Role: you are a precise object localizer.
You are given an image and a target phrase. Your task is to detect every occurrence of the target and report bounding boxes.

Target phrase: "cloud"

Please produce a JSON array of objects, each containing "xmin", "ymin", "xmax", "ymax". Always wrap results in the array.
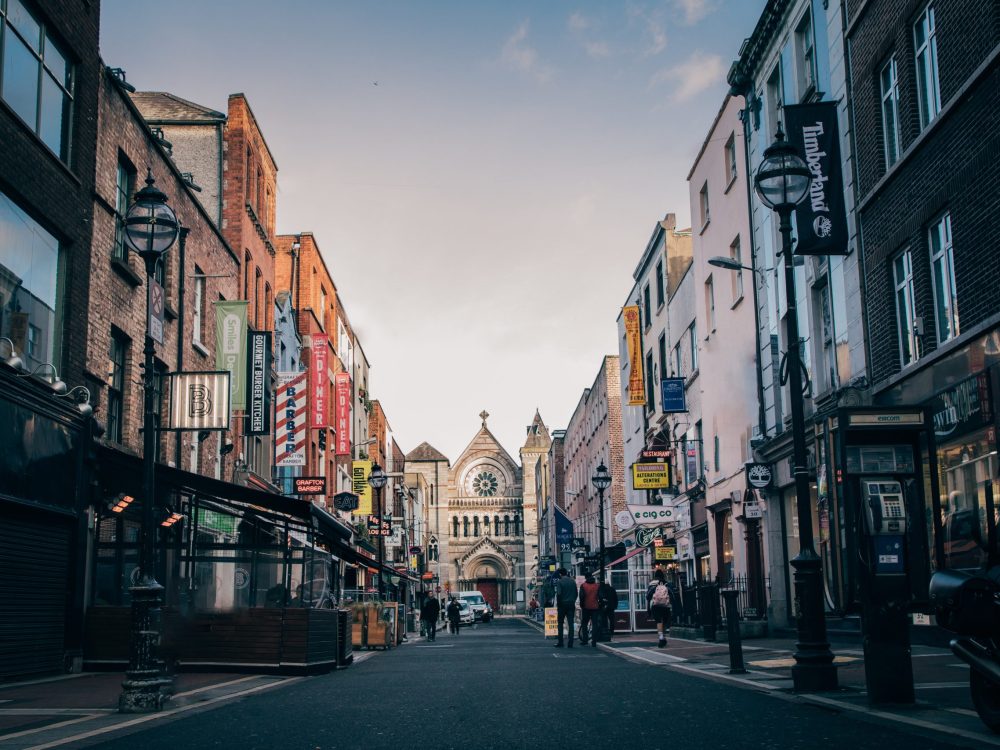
[
  {"xmin": 584, "ymin": 40, "xmax": 611, "ymax": 59},
  {"xmin": 671, "ymin": 0, "xmax": 717, "ymax": 25},
  {"xmin": 650, "ymin": 51, "xmax": 727, "ymax": 101},
  {"xmin": 568, "ymin": 12, "xmax": 590, "ymax": 32},
  {"xmin": 628, "ymin": 6, "xmax": 667, "ymax": 56},
  {"xmin": 502, "ymin": 21, "xmax": 554, "ymax": 83},
  {"xmin": 568, "ymin": 12, "xmax": 611, "ymax": 59}
]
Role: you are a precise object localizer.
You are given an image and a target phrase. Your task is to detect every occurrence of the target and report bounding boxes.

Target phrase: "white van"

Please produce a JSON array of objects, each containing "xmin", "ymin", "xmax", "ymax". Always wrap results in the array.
[{"xmin": 457, "ymin": 591, "xmax": 493, "ymax": 622}]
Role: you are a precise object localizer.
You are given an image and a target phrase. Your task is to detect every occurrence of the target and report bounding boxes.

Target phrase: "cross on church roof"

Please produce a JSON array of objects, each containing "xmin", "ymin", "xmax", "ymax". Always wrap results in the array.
[{"xmin": 479, "ymin": 410, "xmax": 489, "ymax": 427}]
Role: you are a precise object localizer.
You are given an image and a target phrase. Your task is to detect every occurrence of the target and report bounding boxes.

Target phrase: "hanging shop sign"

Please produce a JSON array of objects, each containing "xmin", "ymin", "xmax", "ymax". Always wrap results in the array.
[
  {"xmin": 293, "ymin": 476, "xmax": 326, "ymax": 495},
  {"xmin": 333, "ymin": 491, "xmax": 360, "ymax": 511},
  {"xmin": 615, "ymin": 509, "xmax": 637, "ymax": 533},
  {"xmin": 367, "ymin": 515, "xmax": 393, "ymax": 536},
  {"xmin": 148, "ymin": 278, "xmax": 165, "ymax": 345},
  {"xmin": 555, "ymin": 505, "xmax": 574, "ymax": 551},
  {"xmin": 641, "ymin": 448, "xmax": 672, "ymax": 460},
  {"xmin": 246, "ymin": 331, "xmax": 272, "ymax": 435},
  {"xmin": 627, "ymin": 504, "xmax": 673, "ymax": 527},
  {"xmin": 632, "ymin": 462, "xmax": 671, "ymax": 489},
  {"xmin": 214, "ymin": 301, "xmax": 248, "ymax": 409},
  {"xmin": 311, "ymin": 334, "xmax": 329, "ymax": 428},
  {"xmin": 275, "ymin": 371, "xmax": 307, "ymax": 467},
  {"xmin": 635, "ymin": 526, "xmax": 665, "ymax": 548},
  {"xmin": 784, "ymin": 101, "xmax": 848, "ymax": 256},
  {"xmin": 570, "ymin": 537, "xmax": 587, "ymax": 549},
  {"xmin": 352, "ymin": 460, "xmax": 373, "ymax": 515},
  {"xmin": 623, "ymin": 305, "xmax": 645, "ymax": 405},
  {"xmin": 166, "ymin": 371, "xmax": 230, "ymax": 431},
  {"xmin": 655, "ymin": 543, "xmax": 677, "ymax": 561},
  {"xmin": 335, "ymin": 372, "xmax": 351, "ymax": 455},
  {"xmin": 660, "ymin": 378, "xmax": 686, "ymax": 413},
  {"xmin": 745, "ymin": 462, "xmax": 773, "ymax": 490}
]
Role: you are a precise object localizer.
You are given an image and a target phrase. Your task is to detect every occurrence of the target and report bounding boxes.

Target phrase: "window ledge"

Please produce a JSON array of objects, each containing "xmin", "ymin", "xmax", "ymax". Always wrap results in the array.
[
  {"xmin": 192, "ymin": 340, "xmax": 211, "ymax": 358},
  {"xmin": 686, "ymin": 369, "xmax": 700, "ymax": 387},
  {"xmin": 724, "ymin": 175, "xmax": 738, "ymax": 195},
  {"xmin": 699, "ymin": 219, "xmax": 711, "ymax": 236},
  {"xmin": 164, "ymin": 304, "xmax": 178, "ymax": 321},
  {"xmin": 730, "ymin": 294, "xmax": 745, "ymax": 310},
  {"xmin": 110, "ymin": 257, "xmax": 142, "ymax": 287}
]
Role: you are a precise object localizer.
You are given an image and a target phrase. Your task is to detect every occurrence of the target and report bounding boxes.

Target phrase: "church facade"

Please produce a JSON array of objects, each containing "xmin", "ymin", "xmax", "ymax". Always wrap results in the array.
[{"xmin": 406, "ymin": 411, "xmax": 550, "ymax": 613}]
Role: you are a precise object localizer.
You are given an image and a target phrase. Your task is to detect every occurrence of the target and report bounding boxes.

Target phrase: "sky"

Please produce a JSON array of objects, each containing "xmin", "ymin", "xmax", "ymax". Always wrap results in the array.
[{"xmin": 100, "ymin": 0, "xmax": 766, "ymax": 462}]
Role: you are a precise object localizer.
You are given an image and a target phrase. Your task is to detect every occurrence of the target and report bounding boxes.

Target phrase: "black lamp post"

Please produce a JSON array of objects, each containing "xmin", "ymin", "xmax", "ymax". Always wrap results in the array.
[
  {"xmin": 119, "ymin": 170, "xmax": 179, "ymax": 712},
  {"xmin": 591, "ymin": 462, "xmax": 612, "ymax": 583},
  {"xmin": 753, "ymin": 127, "xmax": 837, "ymax": 692},
  {"xmin": 368, "ymin": 462, "xmax": 388, "ymax": 598}
]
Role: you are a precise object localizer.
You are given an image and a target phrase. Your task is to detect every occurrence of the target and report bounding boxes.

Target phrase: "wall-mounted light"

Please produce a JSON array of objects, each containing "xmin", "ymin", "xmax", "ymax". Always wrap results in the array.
[
  {"xmin": 160, "ymin": 510, "xmax": 183, "ymax": 528},
  {"xmin": 18, "ymin": 362, "xmax": 67, "ymax": 394},
  {"xmin": 57, "ymin": 385, "xmax": 93, "ymax": 417},
  {"xmin": 0, "ymin": 337, "xmax": 23, "ymax": 370},
  {"xmin": 111, "ymin": 494, "xmax": 136, "ymax": 513}
]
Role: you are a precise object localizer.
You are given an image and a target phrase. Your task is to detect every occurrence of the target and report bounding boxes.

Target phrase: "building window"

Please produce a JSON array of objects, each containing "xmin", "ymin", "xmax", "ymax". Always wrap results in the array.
[
  {"xmin": 880, "ymin": 58, "xmax": 901, "ymax": 168},
  {"xmin": 655, "ymin": 260, "xmax": 664, "ymax": 308},
  {"xmin": 192, "ymin": 266, "xmax": 205, "ymax": 346},
  {"xmin": 0, "ymin": 189, "xmax": 63, "ymax": 370},
  {"xmin": 714, "ymin": 435, "xmax": 720, "ymax": 473},
  {"xmin": 642, "ymin": 284, "xmax": 651, "ymax": 328},
  {"xmin": 494, "ymin": 515, "xmax": 500, "ymax": 534},
  {"xmin": 730, "ymin": 236, "xmax": 744, "ymax": 301},
  {"xmin": 929, "ymin": 213, "xmax": 958, "ymax": 344},
  {"xmin": 725, "ymin": 133, "xmax": 737, "ymax": 184},
  {"xmin": 319, "ymin": 286, "xmax": 327, "ymax": 331},
  {"xmin": 688, "ymin": 322, "xmax": 698, "ymax": 372},
  {"xmin": 452, "ymin": 517, "xmax": 458, "ymax": 537},
  {"xmin": 0, "ymin": 0, "xmax": 74, "ymax": 160},
  {"xmin": 463, "ymin": 517, "xmax": 469, "ymax": 537},
  {"xmin": 705, "ymin": 276, "xmax": 716, "ymax": 332},
  {"xmin": 657, "ymin": 333, "xmax": 667, "ymax": 391},
  {"xmin": 699, "ymin": 182, "xmax": 710, "ymax": 227},
  {"xmin": 245, "ymin": 148, "xmax": 253, "ymax": 203},
  {"xmin": 504, "ymin": 515, "xmax": 510, "ymax": 536},
  {"xmin": 893, "ymin": 249, "xmax": 919, "ymax": 366},
  {"xmin": 914, "ymin": 5, "xmax": 941, "ymax": 130},
  {"xmin": 673, "ymin": 342, "xmax": 682, "ymax": 377},
  {"xmin": 794, "ymin": 9, "xmax": 816, "ymax": 98},
  {"xmin": 112, "ymin": 157, "xmax": 135, "ymax": 262},
  {"xmin": 816, "ymin": 278, "xmax": 837, "ymax": 392},
  {"xmin": 254, "ymin": 268, "xmax": 262, "ymax": 329},
  {"xmin": 473, "ymin": 516, "xmax": 479, "ymax": 537},
  {"xmin": 645, "ymin": 351, "xmax": 655, "ymax": 412},
  {"xmin": 107, "ymin": 330, "xmax": 128, "ymax": 444},
  {"xmin": 243, "ymin": 251, "xmax": 252, "ymax": 299}
]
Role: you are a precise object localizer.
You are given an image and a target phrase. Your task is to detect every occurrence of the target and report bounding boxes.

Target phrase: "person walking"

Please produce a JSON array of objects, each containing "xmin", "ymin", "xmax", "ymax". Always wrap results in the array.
[
  {"xmin": 598, "ymin": 579, "xmax": 619, "ymax": 641},
  {"xmin": 554, "ymin": 568, "xmax": 578, "ymax": 648},
  {"xmin": 446, "ymin": 597, "xmax": 461, "ymax": 634},
  {"xmin": 646, "ymin": 569, "xmax": 676, "ymax": 648},
  {"xmin": 420, "ymin": 595, "xmax": 440, "ymax": 641},
  {"xmin": 578, "ymin": 572, "xmax": 601, "ymax": 647}
]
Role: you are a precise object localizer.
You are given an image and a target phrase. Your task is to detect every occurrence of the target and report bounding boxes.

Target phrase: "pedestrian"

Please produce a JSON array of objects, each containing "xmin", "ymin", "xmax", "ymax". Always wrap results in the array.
[
  {"xmin": 528, "ymin": 595, "xmax": 539, "ymax": 616},
  {"xmin": 646, "ymin": 569, "xmax": 676, "ymax": 648},
  {"xmin": 598, "ymin": 579, "xmax": 619, "ymax": 641},
  {"xmin": 578, "ymin": 572, "xmax": 601, "ymax": 648},
  {"xmin": 553, "ymin": 568, "xmax": 578, "ymax": 648},
  {"xmin": 420, "ymin": 595, "xmax": 441, "ymax": 641},
  {"xmin": 446, "ymin": 597, "xmax": 462, "ymax": 634}
]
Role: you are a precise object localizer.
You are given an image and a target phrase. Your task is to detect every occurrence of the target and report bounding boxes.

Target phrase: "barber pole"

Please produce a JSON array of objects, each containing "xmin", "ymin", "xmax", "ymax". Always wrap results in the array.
[{"xmin": 275, "ymin": 371, "xmax": 307, "ymax": 467}]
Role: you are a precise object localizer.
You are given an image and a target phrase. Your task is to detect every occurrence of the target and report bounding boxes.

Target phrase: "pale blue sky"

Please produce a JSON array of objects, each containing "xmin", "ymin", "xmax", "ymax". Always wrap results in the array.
[{"xmin": 101, "ymin": 0, "xmax": 766, "ymax": 461}]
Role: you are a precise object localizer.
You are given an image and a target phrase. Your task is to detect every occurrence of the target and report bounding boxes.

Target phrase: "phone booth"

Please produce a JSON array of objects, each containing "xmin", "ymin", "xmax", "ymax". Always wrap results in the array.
[{"xmin": 833, "ymin": 408, "xmax": 933, "ymax": 704}]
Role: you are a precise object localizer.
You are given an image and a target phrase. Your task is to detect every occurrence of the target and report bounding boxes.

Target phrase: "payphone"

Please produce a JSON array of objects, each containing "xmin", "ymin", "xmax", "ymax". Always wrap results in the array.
[{"xmin": 862, "ymin": 480, "xmax": 908, "ymax": 577}]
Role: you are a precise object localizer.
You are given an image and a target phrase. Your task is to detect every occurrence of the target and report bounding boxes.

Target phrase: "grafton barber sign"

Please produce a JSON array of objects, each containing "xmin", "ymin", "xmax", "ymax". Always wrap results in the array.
[{"xmin": 784, "ymin": 101, "xmax": 847, "ymax": 256}]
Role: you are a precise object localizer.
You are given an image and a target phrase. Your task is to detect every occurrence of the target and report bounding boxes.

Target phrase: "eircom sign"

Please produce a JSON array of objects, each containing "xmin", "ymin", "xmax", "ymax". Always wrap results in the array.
[
  {"xmin": 632, "ymin": 462, "xmax": 671, "ymax": 489},
  {"xmin": 627, "ymin": 504, "xmax": 673, "ymax": 527}
]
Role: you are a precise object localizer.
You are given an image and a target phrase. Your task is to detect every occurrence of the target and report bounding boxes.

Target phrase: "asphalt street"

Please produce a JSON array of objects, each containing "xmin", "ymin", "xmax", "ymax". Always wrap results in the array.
[{"xmin": 78, "ymin": 619, "xmax": 976, "ymax": 750}]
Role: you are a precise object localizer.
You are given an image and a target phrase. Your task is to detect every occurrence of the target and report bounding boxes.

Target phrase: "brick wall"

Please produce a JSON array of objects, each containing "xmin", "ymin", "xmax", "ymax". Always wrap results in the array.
[{"xmin": 848, "ymin": 0, "xmax": 1000, "ymax": 383}]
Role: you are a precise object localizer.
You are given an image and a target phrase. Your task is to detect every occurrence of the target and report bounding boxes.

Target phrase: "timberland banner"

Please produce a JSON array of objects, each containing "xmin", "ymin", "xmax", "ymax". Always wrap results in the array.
[
  {"xmin": 623, "ymin": 305, "xmax": 645, "ymax": 405},
  {"xmin": 214, "ymin": 301, "xmax": 248, "ymax": 410},
  {"xmin": 784, "ymin": 101, "xmax": 848, "ymax": 256}
]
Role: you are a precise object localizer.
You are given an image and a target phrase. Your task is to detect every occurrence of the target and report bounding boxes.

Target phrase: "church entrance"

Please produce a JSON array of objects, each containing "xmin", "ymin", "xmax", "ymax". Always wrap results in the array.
[{"xmin": 476, "ymin": 578, "xmax": 499, "ymax": 611}]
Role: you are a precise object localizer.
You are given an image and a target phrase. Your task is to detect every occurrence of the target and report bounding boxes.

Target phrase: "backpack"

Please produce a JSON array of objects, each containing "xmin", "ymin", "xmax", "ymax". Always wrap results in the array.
[{"xmin": 651, "ymin": 582, "xmax": 671, "ymax": 608}]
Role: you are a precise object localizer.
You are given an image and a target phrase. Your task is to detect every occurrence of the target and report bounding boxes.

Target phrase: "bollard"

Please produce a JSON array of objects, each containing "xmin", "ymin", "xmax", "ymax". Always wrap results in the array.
[{"xmin": 722, "ymin": 589, "xmax": 747, "ymax": 674}]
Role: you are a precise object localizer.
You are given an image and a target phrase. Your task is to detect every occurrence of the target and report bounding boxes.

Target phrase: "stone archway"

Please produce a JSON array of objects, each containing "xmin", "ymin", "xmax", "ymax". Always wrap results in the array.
[{"xmin": 458, "ymin": 554, "xmax": 511, "ymax": 612}]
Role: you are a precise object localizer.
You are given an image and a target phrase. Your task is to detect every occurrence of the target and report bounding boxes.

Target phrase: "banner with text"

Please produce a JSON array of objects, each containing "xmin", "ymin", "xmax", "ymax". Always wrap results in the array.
[
  {"xmin": 246, "ymin": 331, "xmax": 272, "ymax": 435},
  {"xmin": 784, "ymin": 101, "xmax": 848, "ymax": 256},
  {"xmin": 555, "ymin": 505, "xmax": 574, "ymax": 552},
  {"xmin": 311, "ymin": 334, "xmax": 329, "ymax": 428},
  {"xmin": 275, "ymin": 371, "xmax": 307, "ymax": 467},
  {"xmin": 214, "ymin": 301, "xmax": 248, "ymax": 410},
  {"xmin": 623, "ymin": 305, "xmax": 645, "ymax": 405},
  {"xmin": 335, "ymin": 372, "xmax": 351, "ymax": 455},
  {"xmin": 352, "ymin": 459, "xmax": 373, "ymax": 516}
]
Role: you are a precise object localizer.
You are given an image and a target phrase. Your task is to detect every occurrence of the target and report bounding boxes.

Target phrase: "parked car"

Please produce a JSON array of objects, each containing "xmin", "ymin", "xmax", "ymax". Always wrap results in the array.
[
  {"xmin": 457, "ymin": 599, "xmax": 475, "ymax": 625},
  {"xmin": 458, "ymin": 591, "xmax": 493, "ymax": 623}
]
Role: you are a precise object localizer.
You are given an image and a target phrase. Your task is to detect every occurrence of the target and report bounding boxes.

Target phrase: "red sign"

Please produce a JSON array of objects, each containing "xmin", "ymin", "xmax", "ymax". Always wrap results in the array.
[
  {"xmin": 293, "ymin": 476, "xmax": 327, "ymax": 495},
  {"xmin": 311, "ymin": 334, "xmax": 328, "ymax": 428},
  {"xmin": 335, "ymin": 372, "xmax": 351, "ymax": 455}
]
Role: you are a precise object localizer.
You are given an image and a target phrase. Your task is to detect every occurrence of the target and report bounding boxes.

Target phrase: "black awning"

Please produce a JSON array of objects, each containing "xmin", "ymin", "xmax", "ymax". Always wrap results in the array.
[{"xmin": 310, "ymin": 504, "xmax": 352, "ymax": 542}]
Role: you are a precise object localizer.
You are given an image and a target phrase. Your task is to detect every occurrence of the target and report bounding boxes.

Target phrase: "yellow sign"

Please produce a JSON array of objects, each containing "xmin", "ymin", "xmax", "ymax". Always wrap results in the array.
[
  {"xmin": 655, "ymin": 545, "xmax": 676, "ymax": 561},
  {"xmin": 623, "ymin": 305, "xmax": 645, "ymax": 405},
  {"xmin": 544, "ymin": 607, "xmax": 558, "ymax": 637},
  {"xmin": 632, "ymin": 462, "xmax": 671, "ymax": 489},
  {"xmin": 351, "ymin": 460, "xmax": 373, "ymax": 515}
]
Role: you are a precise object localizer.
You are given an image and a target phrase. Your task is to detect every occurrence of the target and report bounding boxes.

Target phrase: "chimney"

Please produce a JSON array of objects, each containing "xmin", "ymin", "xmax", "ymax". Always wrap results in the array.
[{"xmin": 661, "ymin": 213, "xmax": 677, "ymax": 231}]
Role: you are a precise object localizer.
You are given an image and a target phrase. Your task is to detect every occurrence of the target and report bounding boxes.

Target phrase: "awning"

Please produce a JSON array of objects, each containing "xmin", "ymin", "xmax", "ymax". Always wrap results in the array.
[
  {"xmin": 310, "ymin": 504, "xmax": 352, "ymax": 541},
  {"xmin": 607, "ymin": 546, "xmax": 646, "ymax": 568}
]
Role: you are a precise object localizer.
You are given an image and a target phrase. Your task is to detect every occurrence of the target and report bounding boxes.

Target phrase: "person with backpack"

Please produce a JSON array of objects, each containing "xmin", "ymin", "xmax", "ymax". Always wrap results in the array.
[
  {"xmin": 646, "ymin": 568, "xmax": 676, "ymax": 648},
  {"xmin": 598, "ymin": 579, "xmax": 619, "ymax": 640},
  {"xmin": 578, "ymin": 572, "xmax": 601, "ymax": 647}
]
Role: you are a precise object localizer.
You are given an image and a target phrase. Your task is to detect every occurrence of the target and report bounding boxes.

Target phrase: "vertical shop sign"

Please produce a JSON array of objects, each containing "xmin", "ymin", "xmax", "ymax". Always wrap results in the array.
[
  {"xmin": 623, "ymin": 305, "xmax": 645, "ymax": 405},
  {"xmin": 335, "ymin": 372, "xmax": 351, "ymax": 455},
  {"xmin": 246, "ymin": 331, "xmax": 271, "ymax": 435},
  {"xmin": 352, "ymin": 459, "xmax": 373, "ymax": 515},
  {"xmin": 214, "ymin": 301, "xmax": 248, "ymax": 409},
  {"xmin": 275, "ymin": 371, "xmax": 307, "ymax": 467},
  {"xmin": 311, "ymin": 334, "xmax": 328, "ymax": 428}
]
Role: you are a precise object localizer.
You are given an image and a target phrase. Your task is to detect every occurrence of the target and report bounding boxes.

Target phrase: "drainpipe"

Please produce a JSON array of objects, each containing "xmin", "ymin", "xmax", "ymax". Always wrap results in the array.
[{"xmin": 174, "ymin": 227, "xmax": 189, "ymax": 467}]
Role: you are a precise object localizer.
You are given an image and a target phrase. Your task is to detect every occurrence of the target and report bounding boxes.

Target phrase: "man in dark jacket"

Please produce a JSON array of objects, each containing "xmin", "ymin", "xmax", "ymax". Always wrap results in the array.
[
  {"xmin": 554, "ymin": 568, "xmax": 578, "ymax": 648},
  {"xmin": 598, "ymin": 580, "xmax": 619, "ymax": 640},
  {"xmin": 420, "ymin": 595, "xmax": 440, "ymax": 641}
]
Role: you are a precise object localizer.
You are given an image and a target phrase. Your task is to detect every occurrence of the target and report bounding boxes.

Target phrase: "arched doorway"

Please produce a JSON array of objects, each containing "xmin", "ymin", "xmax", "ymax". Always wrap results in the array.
[{"xmin": 473, "ymin": 560, "xmax": 499, "ymax": 611}]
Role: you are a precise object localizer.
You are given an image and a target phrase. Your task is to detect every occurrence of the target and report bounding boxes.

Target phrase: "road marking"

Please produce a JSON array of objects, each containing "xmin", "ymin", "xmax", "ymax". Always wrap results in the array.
[
  {"xmin": 417, "ymin": 645, "xmax": 455, "ymax": 648},
  {"xmin": 914, "ymin": 682, "xmax": 969, "ymax": 689},
  {"xmin": 0, "ymin": 709, "xmax": 114, "ymax": 716},
  {"xmin": 611, "ymin": 648, "xmax": 686, "ymax": 665},
  {"xmin": 0, "ymin": 713, "xmax": 107, "ymax": 742},
  {"xmin": 20, "ymin": 677, "xmax": 305, "ymax": 750},
  {"xmin": 667, "ymin": 663, "xmax": 785, "ymax": 690},
  {"xmin": 943, "ymin": 707, "xmax": 981, "ymax": 718},
  {"xmin": 173, "ymin": 675, "xmax": 261, "ymax": 699}
]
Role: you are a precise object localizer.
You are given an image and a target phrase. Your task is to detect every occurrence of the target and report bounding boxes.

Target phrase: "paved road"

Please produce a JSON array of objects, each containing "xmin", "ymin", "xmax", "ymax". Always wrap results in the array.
[{"xmin": 80, "ymin": 619, "xmax": 974, "ymax": 750}]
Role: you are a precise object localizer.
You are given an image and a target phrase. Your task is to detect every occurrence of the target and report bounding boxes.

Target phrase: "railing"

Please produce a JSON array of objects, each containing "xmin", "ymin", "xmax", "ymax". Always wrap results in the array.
[{"xmin": 675, "ymin": 575, "xmax": 769, "ymax": 632}]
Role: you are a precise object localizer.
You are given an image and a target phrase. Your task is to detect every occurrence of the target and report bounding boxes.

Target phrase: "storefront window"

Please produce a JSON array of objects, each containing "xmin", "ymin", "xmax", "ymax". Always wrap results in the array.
[
  {"xmin": 0, "ymin": 190, "xmax": 64, "ymax": 371},
  {"xmin": 939, "ymin": 427, "xmax": 997, "ymax": 570}
]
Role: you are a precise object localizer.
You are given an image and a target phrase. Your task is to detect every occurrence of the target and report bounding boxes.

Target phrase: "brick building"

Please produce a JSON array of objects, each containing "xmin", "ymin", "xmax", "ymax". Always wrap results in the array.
[
  {"xmin": 0, "ymin": 0, "xmax": 102, "ymax": 681},
  {"xmin": 849, "ymin": 0, "xmax": 1000, "ymax": 579}
]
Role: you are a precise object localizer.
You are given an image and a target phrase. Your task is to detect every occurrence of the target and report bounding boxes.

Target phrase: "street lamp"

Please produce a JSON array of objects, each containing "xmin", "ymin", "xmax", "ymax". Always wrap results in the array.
[
  {"xmin": 119, "ymin": 170, "xmax": 178, "ymax": 713},
  {"xmin": 752, "ymin": 127, "xmax": 837, "ymax": 692},
  {"xmin": 591, "ymin": 463, "xmax": 611, "ymax": 582},
  {"xmin": 368, "ymin": 462, "xmax": 388, "ymax": 598}
]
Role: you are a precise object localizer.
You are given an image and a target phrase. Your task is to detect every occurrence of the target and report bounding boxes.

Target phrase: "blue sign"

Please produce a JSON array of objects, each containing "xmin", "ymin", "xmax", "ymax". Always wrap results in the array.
[
  {"xmin": 555, "ymin": 506, "xmax": 574, "ymax": 550},
  {"xmin": 661, "ymin": 378, "xmax": 686, "ymax": 413}
]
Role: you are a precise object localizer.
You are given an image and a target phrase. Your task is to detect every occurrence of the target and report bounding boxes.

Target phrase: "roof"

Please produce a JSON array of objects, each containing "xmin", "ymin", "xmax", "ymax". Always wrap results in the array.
[
  {"xmin": 406, "ymin": 442, "xmax": 450, "ymax": 462},
  {"xmin": 130, "ymin": 91, "xmax": 226, "ymax": 123}
]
